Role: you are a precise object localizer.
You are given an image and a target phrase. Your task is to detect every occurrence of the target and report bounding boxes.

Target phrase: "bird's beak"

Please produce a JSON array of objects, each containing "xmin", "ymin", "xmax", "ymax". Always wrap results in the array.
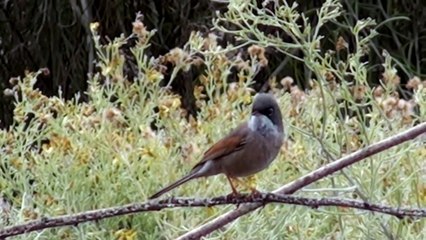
[{"xmin": 252, "ymin": 110, "xmax": 260, "ymax": 116}]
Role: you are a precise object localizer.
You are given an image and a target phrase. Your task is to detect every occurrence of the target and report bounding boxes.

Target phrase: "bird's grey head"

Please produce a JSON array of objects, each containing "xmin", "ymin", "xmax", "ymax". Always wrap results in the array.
[{"xmin": 251, "ymin": 93, "xmax": 284, "ymax": 134}]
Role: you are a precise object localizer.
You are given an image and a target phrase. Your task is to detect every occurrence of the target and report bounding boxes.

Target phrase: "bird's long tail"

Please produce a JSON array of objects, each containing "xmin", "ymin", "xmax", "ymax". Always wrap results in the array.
[{"xmin": 149, "ymin": 172, "xmax": 198, "ymax": 199}]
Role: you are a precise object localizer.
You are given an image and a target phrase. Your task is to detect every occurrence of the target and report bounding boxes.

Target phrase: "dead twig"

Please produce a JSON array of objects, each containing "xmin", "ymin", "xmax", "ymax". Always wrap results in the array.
[{"xmin": 1, "ymin": 193, "xmax": 425, "ymax": 239}]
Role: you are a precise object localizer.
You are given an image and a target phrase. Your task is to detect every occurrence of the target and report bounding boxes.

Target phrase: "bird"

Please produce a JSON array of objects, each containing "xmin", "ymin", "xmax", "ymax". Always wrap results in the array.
[{"xmin": 149, "ymin": 93, "xmax": 284, "ymax": 199}]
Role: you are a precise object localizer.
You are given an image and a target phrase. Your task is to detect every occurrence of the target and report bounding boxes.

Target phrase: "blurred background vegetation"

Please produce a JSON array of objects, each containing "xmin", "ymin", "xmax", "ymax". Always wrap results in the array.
[
  {"xmin": 0, "ymin": 0, "xmax": 425, "ymax": 239},
  {"xmin": 1, "ymin": 0, "xmax": 426, "ymax": 128}
]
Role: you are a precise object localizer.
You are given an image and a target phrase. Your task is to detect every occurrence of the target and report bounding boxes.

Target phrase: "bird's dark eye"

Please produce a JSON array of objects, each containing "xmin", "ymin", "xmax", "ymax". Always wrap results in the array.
[{"xmin": 267, "ymin": 107, "xmax": 274, "ymax": 115}]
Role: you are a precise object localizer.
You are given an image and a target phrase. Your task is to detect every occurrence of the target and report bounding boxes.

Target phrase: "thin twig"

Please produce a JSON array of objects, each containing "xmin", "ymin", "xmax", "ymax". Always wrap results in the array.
[
  {"xmin": 1, "ymin": 193, "xmax": 425, "ymax": 239},
  {"xmin": 177, "ymin": 122, "xmax": 426, "ymax": 239}
]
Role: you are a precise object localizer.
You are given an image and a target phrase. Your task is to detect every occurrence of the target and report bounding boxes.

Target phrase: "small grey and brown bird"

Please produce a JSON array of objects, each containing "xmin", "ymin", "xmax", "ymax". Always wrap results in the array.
[{"xmin": 149, "ymin": 93, "xmax": 284, "ymax": 199}]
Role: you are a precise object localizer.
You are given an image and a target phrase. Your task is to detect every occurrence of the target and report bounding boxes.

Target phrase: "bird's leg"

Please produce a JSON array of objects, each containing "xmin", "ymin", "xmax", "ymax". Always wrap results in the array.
[
  {"xmin": 225, "ymin": 175, "xmax": 241, "ymax": 197},
  {"xmin": 226, "ymin": 175, "xmax": 246, "ymax": 208}
]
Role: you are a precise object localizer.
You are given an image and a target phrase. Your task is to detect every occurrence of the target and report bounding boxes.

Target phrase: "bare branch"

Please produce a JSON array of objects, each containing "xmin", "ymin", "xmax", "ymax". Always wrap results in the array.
[
  {"xmin": 1, "ymin": 193, "xmax": 425, "ymax": 239},
  {"xmin": 177, "ymin": 122, "xmax": 426, "ymax": 239}
]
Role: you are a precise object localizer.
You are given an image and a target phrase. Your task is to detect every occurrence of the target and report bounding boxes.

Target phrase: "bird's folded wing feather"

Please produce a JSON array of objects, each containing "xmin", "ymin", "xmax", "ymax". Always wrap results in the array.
[{"xmin": 191, "ymin": 124, "xmax": 249, "ymax": 170}]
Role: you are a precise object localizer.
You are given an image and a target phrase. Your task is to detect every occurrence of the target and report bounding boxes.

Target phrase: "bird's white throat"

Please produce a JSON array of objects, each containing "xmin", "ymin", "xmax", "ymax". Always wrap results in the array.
[
  {"xmin": 248, "ymin": 115, "xmax": 257, "ymax": 131},
  {"xmin": 249, "ymin": 115, "xmax": 275, "ymax": 132}
]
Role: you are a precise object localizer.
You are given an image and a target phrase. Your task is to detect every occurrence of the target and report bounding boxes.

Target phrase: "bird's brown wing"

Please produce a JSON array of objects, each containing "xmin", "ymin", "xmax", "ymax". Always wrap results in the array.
[{"xmin": 191, "ymin": 123, "xmax": 248, "ymax": 170}]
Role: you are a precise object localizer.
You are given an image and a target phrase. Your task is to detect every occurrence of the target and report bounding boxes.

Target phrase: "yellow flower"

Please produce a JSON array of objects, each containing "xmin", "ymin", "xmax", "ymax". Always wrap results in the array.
[
  {"xmin": 44, "ymin": 195, "xmax": 58, "ymax": 207},
  {"xmin": 112, "ymin": 157, "xmax": 121, "ymax": 167},
  {"xmin": 146, "ymin": 68, "xmax": 163, "ymax": 83},
  {"xmin": 10, "ymin": 158, "xmax": 23, "ymax": 170},
  {"xmin": 76, "ymin": 148, "xmax": 91, "ymax": 165},
  {"xmin": 114, "ymin": 229, "xmax": 137, "ymax": 240},
  {"xmin": 48, "ymin": 134, "xmax": 73, "ymax": 153},
  {"xmin": 140, "ymin": 146, "xmax": 156, "ymax": 158},
  {"xmin": 158, "ymin": 96, "xmax": 181, "ymax": 117},
  {"xmin": 242, "ymin": 92, "xmax": 252, "ymax": 104},
  {"xmin": 194, "ymin": 85, "xmax": 206, "ymax": 100}
]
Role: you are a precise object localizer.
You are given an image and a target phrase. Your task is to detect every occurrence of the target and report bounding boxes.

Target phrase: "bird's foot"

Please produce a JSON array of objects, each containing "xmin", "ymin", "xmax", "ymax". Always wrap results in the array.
[
  {"xmin": 226, "ymin": 191, "xmax": 244, "ymax": 199},
  {"xmin": 249, "ymin": 188, "xmax": 262, "ymax": 198}
]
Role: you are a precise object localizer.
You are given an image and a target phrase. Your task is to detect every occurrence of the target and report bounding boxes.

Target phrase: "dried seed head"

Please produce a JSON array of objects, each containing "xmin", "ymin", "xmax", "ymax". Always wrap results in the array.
[
  {"xmin": 280, "ymin": 76, "xmax": 294, "ymax": 90},
  {"xmin": 373, "ymin": 86, "xmax": 384, "ymax": 99},
  {"xmin": 336, "ymin": 36, "xmax": 348, "ymax": 52},
  {"xmin": 9, "ymin": 77, "xmax": 19, "ymax": 85},
  {"xmin": 406, "ymin": 76, "xmax": 421, "ymax": 90},
  {"xmin": 40, "ymin": 68, "xmax": 50, "ymax": 76},
  {"xmin": 164, "ymin": 48, "xmax": 189, "ymax": 66},
  {"xmin": 132, "ymin": 20, "xmax": 150, "ymax": 44},
  {"xmin": 290, "ymin": 86, "xmax": 306, "ymax": 104},
  {"xmin": 352, "ymin": 85, "xmax": 367, "ymax": 101},
  {"xmin": 203, "ymin": 33, "xmax": 218, "ymax": 50},
  {"xmin": 248, "ymin": 45, "xmax": 268, "ymax": 67},
  {"xmin": 104, "ymin": 107, "xmax": 123, "ymax": 122},
  {"xmin": 382, "ymin": 68, "xmax": 400, "ymax": 87},
  {"xmin": 325, "ymin": 71, "xmax": 335, "ymax": 81}
]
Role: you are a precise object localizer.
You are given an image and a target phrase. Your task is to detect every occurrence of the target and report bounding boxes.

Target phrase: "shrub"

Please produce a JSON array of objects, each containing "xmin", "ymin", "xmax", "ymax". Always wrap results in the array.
[{"xmin": 1, "ymin": 0, "xmax": 425, "ymax": 239}]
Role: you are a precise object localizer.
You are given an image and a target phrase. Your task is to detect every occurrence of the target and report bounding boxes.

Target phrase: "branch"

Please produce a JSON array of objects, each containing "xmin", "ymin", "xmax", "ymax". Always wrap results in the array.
[
  {"xmin": 1, "ymin": 193, "xmax": 425, "ymax": 239},
  {"xmin": 177, "ymin": 122, "xmax": 426, "ymax": 239}
]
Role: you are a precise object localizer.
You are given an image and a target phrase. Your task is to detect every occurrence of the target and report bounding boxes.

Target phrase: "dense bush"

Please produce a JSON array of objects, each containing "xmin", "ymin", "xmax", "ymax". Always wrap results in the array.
[
  {"xmin": 1, "ymin": 0, "xmax": 425, "ymax": 239},
  {"xmin": 2, "ymin": 0, "xmax": 426, "ymax": 127}
]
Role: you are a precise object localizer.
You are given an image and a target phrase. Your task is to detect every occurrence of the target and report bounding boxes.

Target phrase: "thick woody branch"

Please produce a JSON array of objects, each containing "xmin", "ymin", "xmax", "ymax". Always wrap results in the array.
[
  {"xmin": 1, "ymin": 193, "xmax": 425, "ymax": 239},
  {"xmin": 177, "ymin": 122, "xmax": 426, "ymax": 239}
]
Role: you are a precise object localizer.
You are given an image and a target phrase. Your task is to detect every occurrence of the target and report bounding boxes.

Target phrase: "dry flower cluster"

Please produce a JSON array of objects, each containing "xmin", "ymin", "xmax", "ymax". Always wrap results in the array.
[{"xmin": 1, "ymin": 0, "xmax": 425, "ymax": 239}]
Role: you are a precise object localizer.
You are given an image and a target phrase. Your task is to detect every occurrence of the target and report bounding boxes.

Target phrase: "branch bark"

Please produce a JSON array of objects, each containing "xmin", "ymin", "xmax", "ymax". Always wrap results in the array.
[
  {"xmin": 177, "ymin": 122, "xmax": 426, "ymax": 239},
  {"xmin": 1, "ymin": 193, "xmax": 425, "ymax": 239}
]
